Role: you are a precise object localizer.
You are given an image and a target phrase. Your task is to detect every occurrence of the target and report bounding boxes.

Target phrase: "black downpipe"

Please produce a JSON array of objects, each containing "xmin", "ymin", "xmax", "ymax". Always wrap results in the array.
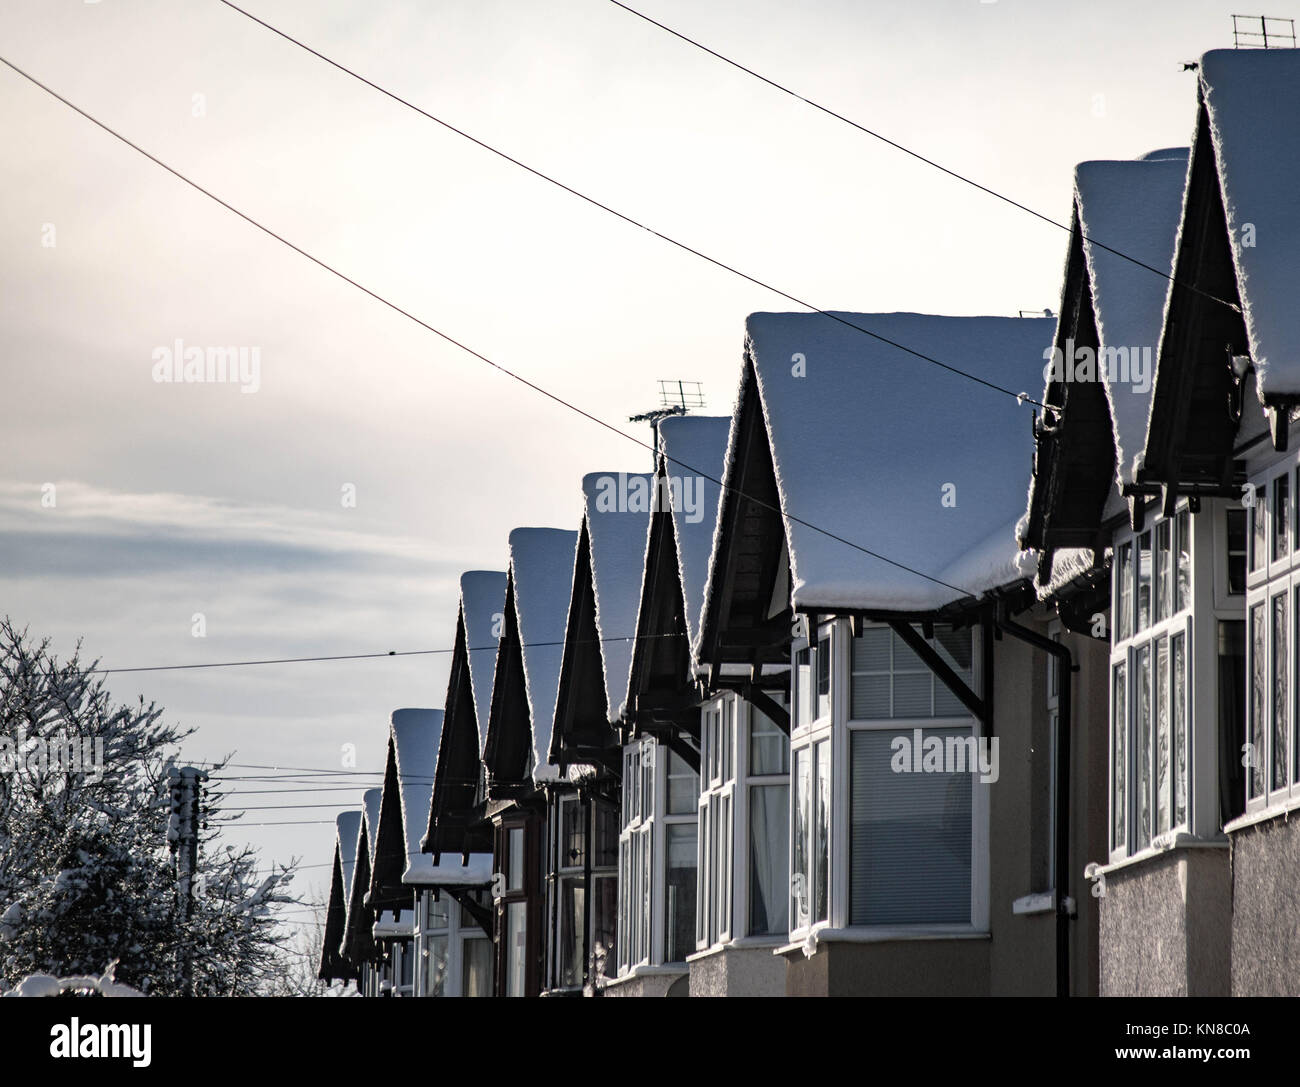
[{"xmin": 997, "ymin": 609, "xmax": 1074, "ymax": 999}]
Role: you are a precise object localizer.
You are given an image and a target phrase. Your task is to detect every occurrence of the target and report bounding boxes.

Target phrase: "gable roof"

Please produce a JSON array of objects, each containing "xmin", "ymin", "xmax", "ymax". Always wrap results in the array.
[
  {"xmin": 341, "ymin": 787, "xmax": 382, "ymax": 964},
  {"xmin": 460, "ymin": 571, "xmax": 505, "ymax": 752},
  {"xmin": 373, "ymin": 709, "xmax": 492, "ymax": 895},
  {"xmin": 582, "ymin": 472, "xmax": 654, "ymax": 720},
  {"xmin": 705, "ymin": 312, "xmax": 1053, "ymax": 629},
  {"xmin": 1021, "ymin": 151, "xmax": 1188, "ymax": 576},
  {"xmin": 425, "ymin": 571, "xmax": 506, "ymax": 858},
  {"xmin": 1076, "ymin": 151, "xmax": 1189, "ymax": 484},
  {"xmin": 552, "ymin": 473, "xmax": 654, "ymax": 767},
  {"xmin": 318, "ymin": 813, "xmax": 362, "ymax": 983},
  {"xmin": 658, "ymin": 415, "xmax": 730, "ymax": 655},
  {"xmin": 485, "ymin": 527, "xmax": 580, "ymax": 789},
  {"xmin": 1199, "ymin": 48, "xmax": 1300, "ymax": 401}
]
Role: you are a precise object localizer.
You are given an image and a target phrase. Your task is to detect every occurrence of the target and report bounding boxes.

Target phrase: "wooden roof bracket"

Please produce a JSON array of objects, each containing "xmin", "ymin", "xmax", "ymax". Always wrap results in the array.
[{"xmin": 886, "ymin": 618, "xmax": 987, "ymax": 730}]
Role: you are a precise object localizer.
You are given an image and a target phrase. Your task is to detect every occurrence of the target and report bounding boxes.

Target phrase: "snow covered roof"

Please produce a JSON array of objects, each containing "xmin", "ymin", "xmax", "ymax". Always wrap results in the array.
[
  {"xmin": 335, "ymin": 810, "xmax": 361, "ymax": 912},
  {"xmin": 716, "ymin": 312, "xmax": 1053, "ymax": 616},
  {"xmin": 581, "ymin": 472, "xmax": 654, "ymax": 721},
  {"xmin": 460, "ymin": 571, "xmax": 506, "ymax": 753},
  {"xmin": 508, "ymin": 527, "xmax": 580, "ymax": 783},
  {"xmin": 1073, "ymin": 151, "xmax": 1188, "ymax": 484},
  {"xmin": 362, "ymin": 786, "xmax": 382, "ymax": 870},
  {"xmin": 657, "ymin": 415, "xmax": 730, "ymax": 655},
  {"xmin": 383, "ymin": 709, "xmax": 492, "ymax": 887},
  {"xmin": 1198, "ymin": 48, "xmax": 1300, "ymax": 400}
]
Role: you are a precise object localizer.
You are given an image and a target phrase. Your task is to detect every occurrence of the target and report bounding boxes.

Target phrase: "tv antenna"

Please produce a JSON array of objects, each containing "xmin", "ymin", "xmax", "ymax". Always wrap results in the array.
[
  {"xmin": 629, "ymin": 380, "xmax": 706, "ymax": 454},
  {"xmin": 1232, "ymin": 15, "xmax": 1296, "ymax": 48}
]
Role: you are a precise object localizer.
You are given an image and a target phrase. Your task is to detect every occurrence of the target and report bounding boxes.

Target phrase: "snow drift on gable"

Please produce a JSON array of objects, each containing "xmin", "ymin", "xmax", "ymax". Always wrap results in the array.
[
  {"xmin": 1074, "ymin": 153, "xmax": 1188, "ymax": 484},
  {"xmin": 460, "ymin": 571, "xmax": 506, "ymax": 753},
  {"xmin": 336, "ymin": 810, "xmax": 361, "ymax": 911},
  {"xmin": 509, "ymin": 527, "xmax": 580, "ymax": 783},
  {"xmin": 1200, "ymin": 48, "xmax": 1300, "ymax": 399},
  {"xmin": 362, "ymin": 787, "xmax": 383, "ymax": 869},
  {"xmin": 387, "ymin": 708, "xmax": 492, "ymax": 886},
  {"xmin": 582, "ymin": 472, "xmax": 653, "ymax": 723},
  {"xmin": 743, "ymin": 311, "xmax": 1053, "ymax": 612},
  {"xmin": 657, "ymin": 415, "xmax": 730, "ymax": 657}
]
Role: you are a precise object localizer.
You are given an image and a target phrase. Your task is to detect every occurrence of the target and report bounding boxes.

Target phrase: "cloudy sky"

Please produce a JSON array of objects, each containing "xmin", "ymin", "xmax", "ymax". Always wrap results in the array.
[{"xmin": 0, "ymin": 0, "xmax": 1246, "ymax": 922}]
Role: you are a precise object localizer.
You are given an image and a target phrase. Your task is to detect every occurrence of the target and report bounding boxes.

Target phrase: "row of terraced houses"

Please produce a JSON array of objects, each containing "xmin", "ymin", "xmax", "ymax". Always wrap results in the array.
[{"xmin": 317, "ymin": 49, "xmax": 1300, "ymax": 997}]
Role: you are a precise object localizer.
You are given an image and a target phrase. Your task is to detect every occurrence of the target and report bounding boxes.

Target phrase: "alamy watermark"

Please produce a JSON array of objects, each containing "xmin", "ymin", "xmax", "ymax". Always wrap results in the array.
[
  {"xmin": 890, "ymin": 727, "xmax": 999, "ymax": 784},
  {"xmin": 0, "ymin": 730, "xmax": 107, "ymax": 782},
  {"xmin": 593, "ymin": 471, "xmax": 704, "ymax": 523},
  {"xmin": 1042, "ymin": 338, "xmax": 1152, "ymax": 395},
  {"xmin": 151, "ymin": 339, "xmax": 261, "ymax": 393}
]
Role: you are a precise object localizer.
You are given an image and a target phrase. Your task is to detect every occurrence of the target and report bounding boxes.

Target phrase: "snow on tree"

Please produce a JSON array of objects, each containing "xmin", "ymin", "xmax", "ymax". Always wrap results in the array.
[{"xmin": 0, "ymin": 618, "xmax": 299, "ymax": 995}]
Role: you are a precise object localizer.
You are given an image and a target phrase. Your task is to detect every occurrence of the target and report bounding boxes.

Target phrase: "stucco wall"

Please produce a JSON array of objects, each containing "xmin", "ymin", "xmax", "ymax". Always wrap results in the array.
[
  {"xmin": 602, "ymin": 968, "xmax": 688, "ymax": 998},
  {"xmin": 1098, "ymin": 847, "xmax": 1230, "ymax": 996},
  {"xmin": 688, "ymin": 943, "xmax": 786, "ymax": 997},
  {"xmin": 1231, "ymin": 815, "xmax": 1300, "ymax": 996},
  {"xmin": 783, "ymin": 937, "xmax": 991, "ymax": 997}
]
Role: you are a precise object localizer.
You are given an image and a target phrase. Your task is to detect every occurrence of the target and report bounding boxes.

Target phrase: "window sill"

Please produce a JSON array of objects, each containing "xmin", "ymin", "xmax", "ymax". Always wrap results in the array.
[
  {"xmin": 775, "ymin": 925, "xmax": 990, "ymax": 958},
  {"xmin": 1225, "ymin": 794, "xmax": 1300, "ymax": 834},
  {"xmin": 606, "ymin": 963, "xmax": 690, "ymax": 990},
  {"xmin": 686, "ymin": 935, "xmax": 786, "ymax": 964},
  {"xmin": 1091, "ymin": 833, "xmax": 1227, "ymax": 877}
]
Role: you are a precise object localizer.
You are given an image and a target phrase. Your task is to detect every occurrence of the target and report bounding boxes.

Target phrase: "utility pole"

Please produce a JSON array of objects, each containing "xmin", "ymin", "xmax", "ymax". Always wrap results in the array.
[{"xmin": 167, "ymin": 764, "xmax": 207, "ymax": 996}]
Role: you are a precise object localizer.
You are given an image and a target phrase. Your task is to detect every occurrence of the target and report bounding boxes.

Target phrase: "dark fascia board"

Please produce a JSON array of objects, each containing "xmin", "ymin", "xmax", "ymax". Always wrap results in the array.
[
  {"xmin": 342, "ymin": 826, "xmax": 375, "ymax": 966},
  {"xmin": 550, "ymin": 517, "xmax": 618, "ymax": 769},
  {"xmin": 698, "ymin": 355, "xmax": 793, "ymax": 676},
  {"xmin": 318, "ymin": 845, "xmax": 355, "ymax": 983},
  {"xmin": 1139, "ymin": 94, "xmax": 1248, "ymax": 501},
  {"xmin": 427, "ymin": 607, "xmax": 484, "ymax": 856},
  {"xmin": 625, "ymin": 453, "xmax": 695, "ymax": 737},
  {"xmin": 483, "ymin": 569, "xmax": 533, "ymax": 795},
  {"xmin": 1023, "ymin": 206, "xmax": 1117, "ymax": 560},
  {"xmin": 368, "ymin": 738, "xmax": 411, "ymax": 913}
]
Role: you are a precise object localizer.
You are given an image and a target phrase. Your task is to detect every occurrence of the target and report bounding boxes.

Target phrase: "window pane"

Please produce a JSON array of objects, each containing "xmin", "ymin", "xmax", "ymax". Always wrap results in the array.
[
  {"xmin": 849, "ymin": 729, "xmax": 972, "ymax": 924},
  {"xmin": 1155, "ymin": 520, "xmax": 1171, "ymax": 623},
  {"xmin": 1275, "ymin": 474, "xmax": 1290, "ymax": 560},
  {"xmin": 504, "ymin": 902, "xmax": 527, "ymax": 997},
  {"xmin": 696, "ymin": 806, "xmax": 709, "ymax": 947},
  {"xmin": 1135, "ymin": 645, "xmax": 1152, "ymax": 850},
  {"xmin": 853, "ymin": 626, "xmax": 891, "ymax": 671},
  {"xmin": 427, "ymin": 893, "xmax": 450, "ymax": 930},
  {"xmin": 814, "ymin": 741, "xmax": 830, "ymax": 924},
  {"xmin": 593, "ymin": 801, "xmax": 618, "ymax": 867},
  {"xmin": 1136, "ymin": 532, "xmax": 1152, "ymax": 632},
  {"xmin": 816, "ymin": 636, "xmax": 831, "ymax": 720},
  {"xmin": 722, "ymin": 700, "xmax": 734, "ymax": 782},
  {"xmin": 795, "ymin": 649, "xmax": 812, "ymax": 730},
  {"xmin": 1251, "ymin": 488, "xmax": 1267, "ymax": 573},
  {"xmin": 462, "ymin": 936, "xmax": 492, "ymax": 998},
  {"xmin": 1117, "ymin": 542, "xmax": 1134, "ymax": 641},
  {"xmin": 560, "ymin": 798, "xmax": 585, "ymax": 872},
  {"xmin": 1155, "ymin": 637, "xmax": 1170, "ymax": 834},
  {"xmin": 424, "ymin": 934, "xmax": 448, "ymax": 997},
  {"xmin": 1274, "ymin": 594, "xmax": 1289, "ymax": 792},
  {"xmin": 1250, "ymin": 603, "xmax": 1266, "ymax": 799},
  {"xmin": 720, "ymin": 794, "xmax": 732, "ymax": 937},
  {"xmin": 1176, "ymin": 510, "xmax": 1191, "ymax": 611},
  {"xmin": 750, "ymin": 707, "xmax": 790, "ymax": 775},
  {"xmin": 557, "ymin": 876, "xmax": 584, "ymax": 988},
  {"xmin": 591, "ymin": 873, "xmax": 617, "ymax": 978},
  {"xmin": 1172, "ymin": 633, "xmax": 1187, "ymax": 827},
  {"xmin": 893, "ymin": 672, "xmax": 932, "ymax": 718},
  {"xmin": 851, "ymin": 674, "xmax": 891, "ymax": 719},
  {"xmin": 664, "ymin": 824, "xmax": 697, "ymax": 963},
  {"xmin": 507, "ymin": 827, "xmax": 524, "ymax": 891},
  {"xmin": 1112, "ymin": 663, "xmax": 1126, "ymax": 851},
  {"xmin": 748, "ymin": 783, "xmax": 789, "ymax": 936},
  {"xmin": 792, "ymin": 748, "xmax": 810, "ymax": 929},
  {"xmin": 1226, "ymin": 509, "xmax": 1246, "ymax": 596},
  {"xmin": 666, "ymin": 749, "xmax": 699, "ymax": 814}
]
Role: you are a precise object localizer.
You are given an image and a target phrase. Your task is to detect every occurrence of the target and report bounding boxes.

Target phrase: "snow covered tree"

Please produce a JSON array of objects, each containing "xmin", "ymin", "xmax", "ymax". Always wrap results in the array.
[{"xmin": 0, "ymin": 619, "xmax": 298, "ymax": 995}]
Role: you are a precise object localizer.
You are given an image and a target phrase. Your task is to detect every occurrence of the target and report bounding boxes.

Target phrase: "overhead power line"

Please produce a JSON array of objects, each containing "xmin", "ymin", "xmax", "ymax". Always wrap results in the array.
[
  {"xmin": 603, "ymin": 0, "xmax": 1240, "ymax": 316},
  {"xmin": 211, "ymin": 0, "xmax": 1048, "ymax": 410},
  {"xmin": 0, "ymin": 52, "xmax": 976, "ymax": 604}
]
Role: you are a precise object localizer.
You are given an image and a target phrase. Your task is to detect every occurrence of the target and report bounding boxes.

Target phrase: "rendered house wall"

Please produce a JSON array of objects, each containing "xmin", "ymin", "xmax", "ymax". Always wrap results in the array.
[{"xmin": 1230, "ymin": 814, "xmax": 1300, "ymax": 995}]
